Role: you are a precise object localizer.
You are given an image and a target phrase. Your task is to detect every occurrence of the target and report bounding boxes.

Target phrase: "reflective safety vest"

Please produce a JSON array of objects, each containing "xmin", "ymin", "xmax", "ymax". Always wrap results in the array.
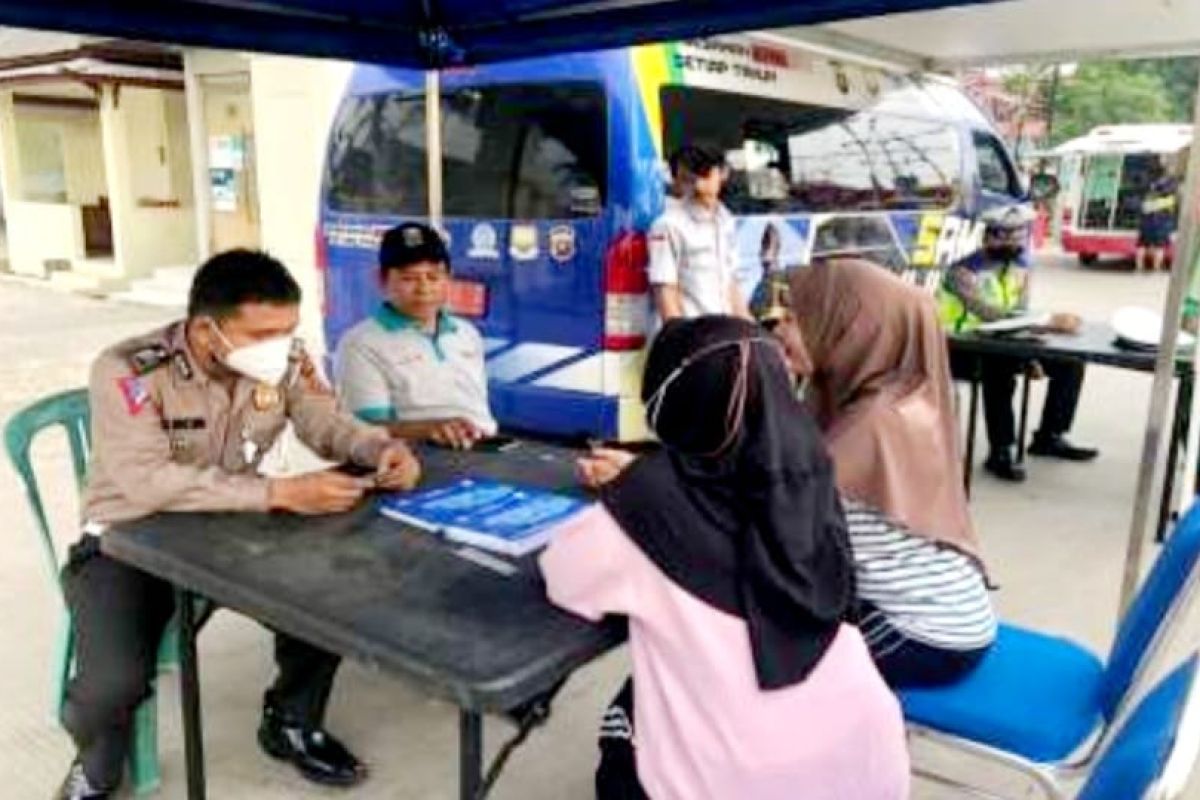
[
  {"xmin": 1142, "ymin": 193, "xmax": 1177, "ymax": 215},
  {"xmin": 937, "ymin": 263, "xmax": 1024, "ymax": 334}
]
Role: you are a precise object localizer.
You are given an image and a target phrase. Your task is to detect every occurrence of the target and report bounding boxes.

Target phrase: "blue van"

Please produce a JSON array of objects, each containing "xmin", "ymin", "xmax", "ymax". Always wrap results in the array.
[{"xmin": 318, "ymin": 34, "xmax": 1029, "ymax": 441}]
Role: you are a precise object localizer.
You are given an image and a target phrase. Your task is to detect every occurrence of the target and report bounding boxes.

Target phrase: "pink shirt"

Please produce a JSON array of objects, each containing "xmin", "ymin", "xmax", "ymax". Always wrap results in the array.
[{"xmin": 540, "ymin": 505, "xmax": 910, "ymax": 800}]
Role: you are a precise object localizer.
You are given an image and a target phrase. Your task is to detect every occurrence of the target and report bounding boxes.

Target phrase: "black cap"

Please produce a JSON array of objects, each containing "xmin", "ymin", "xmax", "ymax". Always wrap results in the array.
[{"xmin": 379, "ymin": 222, "xmax": 449, "ymax": 271}]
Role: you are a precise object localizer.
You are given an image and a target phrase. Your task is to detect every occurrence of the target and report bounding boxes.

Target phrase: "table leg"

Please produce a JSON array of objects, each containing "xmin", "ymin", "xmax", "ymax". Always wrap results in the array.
[
  {"xmin": 177, "ymin": 589, "xmax": 206, "ymax": 800},
  {"xmin": 1158, "ymin": 374, "xmax": 1194, "ymax": 542},
  {"xmin": 460, "ymin": 709, "xmax": 483, "ymax": 800},
  {"xmin": 1016, "ymin": 367, "xmax": 1033, "ymax": 465}
]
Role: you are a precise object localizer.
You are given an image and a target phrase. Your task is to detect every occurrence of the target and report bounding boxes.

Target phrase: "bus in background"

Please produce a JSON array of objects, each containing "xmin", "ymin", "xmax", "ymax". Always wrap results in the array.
[
  {"xmin": 318, "ymin": 34, "xmax": 1032, "ymax": 442},
  {"xmin": 1055, "ymin": 124, "xmax": 1192, "ymax": 267}
]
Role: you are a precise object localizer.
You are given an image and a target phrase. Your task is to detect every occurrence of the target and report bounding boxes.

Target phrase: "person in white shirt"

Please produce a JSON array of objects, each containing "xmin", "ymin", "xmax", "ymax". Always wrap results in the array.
[
  {"xmin": 648, "ymin": 144, "xmax": 752, "ymax": 324},
  {"xmin": 336, "ymin": 222, "xmax": 498, "ymax": 449}
]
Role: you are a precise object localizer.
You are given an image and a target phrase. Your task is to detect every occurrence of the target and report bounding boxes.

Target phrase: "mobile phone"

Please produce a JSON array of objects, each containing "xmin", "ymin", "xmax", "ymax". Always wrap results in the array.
[{"xmin": 472, "ymin": 435, "xmax": 519, "ymax": 453}]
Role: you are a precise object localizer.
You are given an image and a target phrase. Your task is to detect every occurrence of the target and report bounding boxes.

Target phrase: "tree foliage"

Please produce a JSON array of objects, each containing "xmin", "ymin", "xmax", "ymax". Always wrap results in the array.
[
  {"xmin": 1052, "ymin": 62, "xmax": 1174, "ymax": 144},
  {"xmin": 1124, "ymin": 57, "xmax": 1200, "ymax": 122},
  {"xmin": 992, "ymin": 58, "xmax": 1198, "ymax": 147}
]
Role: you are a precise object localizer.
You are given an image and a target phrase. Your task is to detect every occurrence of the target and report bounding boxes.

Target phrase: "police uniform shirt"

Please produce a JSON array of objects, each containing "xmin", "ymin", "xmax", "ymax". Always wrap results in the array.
[
  {"xmin": 336, "ymin": 304, "xmax": 498, "ymax": 435},
  {"xmin": 647, "ymin": 196, "xmax": 738, "ymax": 319},
  {"xmin": 83, "ymin": 321, "xmax": 393, "ymax": 526}
]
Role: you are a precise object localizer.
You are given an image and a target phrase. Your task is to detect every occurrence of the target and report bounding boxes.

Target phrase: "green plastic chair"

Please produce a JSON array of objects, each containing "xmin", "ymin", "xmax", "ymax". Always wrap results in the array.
[{"xmin": 5, "ymin": 388, "xmax": 176, "ymax": 795}]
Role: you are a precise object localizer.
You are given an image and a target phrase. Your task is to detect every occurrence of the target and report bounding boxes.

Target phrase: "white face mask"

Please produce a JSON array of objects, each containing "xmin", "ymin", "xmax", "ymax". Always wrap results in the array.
[{"xmin": 211, "ymin": 323, "xmax": 293, "ymax": 385}]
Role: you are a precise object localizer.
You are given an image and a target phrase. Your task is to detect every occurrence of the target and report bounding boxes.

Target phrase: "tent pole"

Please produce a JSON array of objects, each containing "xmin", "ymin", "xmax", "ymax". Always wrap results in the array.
[
  {"xmin": 425, "ymin": 69, "xmax": 443, "ymax": 226},
  {"xmin": 1119, "ymin": 77, "xmax": 1200, "ymax": 614}
]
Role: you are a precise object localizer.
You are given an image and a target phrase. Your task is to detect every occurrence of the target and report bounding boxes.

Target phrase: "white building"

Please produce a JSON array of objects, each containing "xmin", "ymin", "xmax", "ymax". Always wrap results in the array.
[{"xmin": 0, "ymin": 38, "xmax": 197, "ymax": 292}]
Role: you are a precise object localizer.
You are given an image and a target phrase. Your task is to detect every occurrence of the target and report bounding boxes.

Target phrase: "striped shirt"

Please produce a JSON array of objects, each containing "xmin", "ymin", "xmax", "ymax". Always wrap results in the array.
[{"xmin": 844, "ymin": 500, "xmax": 996, "ymax": 655}]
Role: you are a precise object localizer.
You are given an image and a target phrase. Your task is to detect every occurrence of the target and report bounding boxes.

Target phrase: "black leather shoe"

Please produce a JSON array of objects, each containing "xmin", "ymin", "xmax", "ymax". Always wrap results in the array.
[
  {"xmin": 984, "ymin": 448, "xmax": 1026, "ymax": 482},
  {"xmin": 54, "ymin": 763, "xmax": 109, "ymax": 800},
  {"xmin": 1028, "ymin": 434, "xmax": 1099, "ymax": 462},
  {"xmin": 258, "ymin": 708, "xmax": 368, "ymax": 787}
]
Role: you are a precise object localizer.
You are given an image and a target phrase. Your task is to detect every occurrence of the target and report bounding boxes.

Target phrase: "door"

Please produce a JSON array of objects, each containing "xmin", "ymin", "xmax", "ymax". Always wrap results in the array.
[{"xmin": 202, "ymin": 74, "xmax": 260, "ymax": 251}]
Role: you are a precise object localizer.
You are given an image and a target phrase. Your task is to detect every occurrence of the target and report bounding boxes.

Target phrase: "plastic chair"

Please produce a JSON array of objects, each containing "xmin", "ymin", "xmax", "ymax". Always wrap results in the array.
[
  {"xmin": 5, "ymin": 388, "xmax": 174, "ymax": 795},
  {"xmin": 1077, "ymin": 652, "xmax": 1200, "ymax": 800},
  {"xmin": 902, "ymin": 496, "xmax": 1200, "ymax": 798}
]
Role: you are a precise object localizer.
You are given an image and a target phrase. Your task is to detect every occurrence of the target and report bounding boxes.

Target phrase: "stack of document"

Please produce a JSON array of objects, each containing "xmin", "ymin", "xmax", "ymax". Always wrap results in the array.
[
  {"xmin": 379, "ymin": 478, "xmax": 588, "ymax": 557},
  {"xmin": 974, "ymin": 312, "xmax": 1051, "ymax": 334}
]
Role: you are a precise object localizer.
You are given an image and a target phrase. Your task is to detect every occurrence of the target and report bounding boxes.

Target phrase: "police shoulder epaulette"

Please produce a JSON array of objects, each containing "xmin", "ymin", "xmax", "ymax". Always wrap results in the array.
[{"xmin": 125, "ymin": 343, "xmax": 171, "ymax": 376}]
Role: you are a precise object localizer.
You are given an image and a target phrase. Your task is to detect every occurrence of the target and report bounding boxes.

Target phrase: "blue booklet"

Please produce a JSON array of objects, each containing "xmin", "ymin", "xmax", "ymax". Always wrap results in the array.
[{"xmin": 378, "ymin": 478, "xmax": 589, "ymax": 557}]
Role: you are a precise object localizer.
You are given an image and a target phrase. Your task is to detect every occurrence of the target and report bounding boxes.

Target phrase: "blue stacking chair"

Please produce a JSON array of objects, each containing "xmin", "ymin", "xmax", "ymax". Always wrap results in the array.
[
  {"xmin": 5, "ymin": 388, "xmax": 180, "ymax": 795},
  {"xmin": 902, "ymin": 499, "xmax": 1200, "ymax": 798},
  {"xmin": 1077, "ymin": 653, "xmax": 1200, "ymax": 800}
]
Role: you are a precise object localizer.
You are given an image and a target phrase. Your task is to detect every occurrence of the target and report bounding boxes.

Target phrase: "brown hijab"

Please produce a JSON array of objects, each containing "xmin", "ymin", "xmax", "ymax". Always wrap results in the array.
[{"xmin": 790, "ymin": 258, "xmax": 982, "ymax": 559}]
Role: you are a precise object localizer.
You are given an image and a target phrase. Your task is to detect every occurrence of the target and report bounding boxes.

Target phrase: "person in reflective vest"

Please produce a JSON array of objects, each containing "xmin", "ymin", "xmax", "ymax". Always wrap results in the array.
[
  {"xmin": 1136, "ymin": 162, "xmax": 1179, "ymax": 273},
  {"xmin": 942, "ymin": 205, "xmax": 1098, "ymax": 483}
]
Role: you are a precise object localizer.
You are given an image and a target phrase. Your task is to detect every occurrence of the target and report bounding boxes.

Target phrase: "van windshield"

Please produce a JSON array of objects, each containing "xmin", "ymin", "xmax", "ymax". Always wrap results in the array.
[
  {"xmin": 661, "ymin": 85, "xmax": 961, "ymax": 213},
  {"xmin": 325, "ymin": 82, "xmax": 607, "ymax": 219}
]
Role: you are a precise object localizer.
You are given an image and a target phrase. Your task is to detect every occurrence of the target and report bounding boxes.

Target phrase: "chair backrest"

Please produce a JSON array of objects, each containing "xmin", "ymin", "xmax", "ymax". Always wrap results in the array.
[
  {"xmin": 4, "ymin": 388, "xmax": 91, "ymax": 591},
  {"xmin": 1101, "ymin": 500, "xmax": 1200, "ymax": 720},
  {"xmin": 1078, "ymin": 654, "xmax": 1200, "ymax": 800}
]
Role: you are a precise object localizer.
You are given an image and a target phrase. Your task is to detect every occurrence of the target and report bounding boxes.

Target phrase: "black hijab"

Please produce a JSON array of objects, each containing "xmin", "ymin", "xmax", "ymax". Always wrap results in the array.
[{"xmin": 602, "ymin": 316, "xmax": 853, "ymax": 690}]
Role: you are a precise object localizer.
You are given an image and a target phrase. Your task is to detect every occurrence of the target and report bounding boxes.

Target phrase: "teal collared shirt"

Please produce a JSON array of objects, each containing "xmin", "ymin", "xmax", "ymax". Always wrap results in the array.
[
  {"xmin": 371, "ymin": 304, "xmax": 460, "ymax": 361},
  {"xmin": 335, "ymin": 303, "xmax": 497, "ymax": 433}
]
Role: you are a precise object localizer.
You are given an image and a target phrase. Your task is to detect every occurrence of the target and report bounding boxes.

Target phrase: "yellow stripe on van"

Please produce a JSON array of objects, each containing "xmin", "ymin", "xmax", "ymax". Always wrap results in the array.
[{"xmin": 631, "ymin": 43, "xmax": 674, "ymax": 157}]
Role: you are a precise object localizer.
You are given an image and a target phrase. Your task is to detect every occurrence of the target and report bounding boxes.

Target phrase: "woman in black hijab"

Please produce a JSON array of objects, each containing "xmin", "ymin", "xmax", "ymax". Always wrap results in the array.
[{"xmin": 540, "ymin": 316, "xmax": 908, "ymax": 800}]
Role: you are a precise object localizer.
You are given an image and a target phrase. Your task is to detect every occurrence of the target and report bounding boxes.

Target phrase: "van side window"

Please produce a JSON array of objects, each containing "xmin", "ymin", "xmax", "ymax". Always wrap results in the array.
[
  {"xmin": 973, "ymin": 132, "xmax": 1019, "ymax": 196},
  {"xmin": 325, "ymin": 83, "xmax": 606, "ymax": 218},
  {"xmin": 660, "ymin": 85, "xmax": 960, "ymax": 214}
]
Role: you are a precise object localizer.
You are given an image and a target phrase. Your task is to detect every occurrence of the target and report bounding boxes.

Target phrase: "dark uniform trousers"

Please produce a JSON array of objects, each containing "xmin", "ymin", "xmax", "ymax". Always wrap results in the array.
[
  {"xmin": 949, "ymin": 351, "xmax": 1086, "ymax": 451},
  {"xmin": 61, "ymin": 536, "xmax": 341, "ymax": 789}
]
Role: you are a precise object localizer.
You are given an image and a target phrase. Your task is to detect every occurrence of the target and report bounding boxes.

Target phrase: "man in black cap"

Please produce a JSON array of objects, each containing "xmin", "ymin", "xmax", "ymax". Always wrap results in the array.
[{"xmin": 336, "ymin": 222, "xmax": 498, "ymax": 449}]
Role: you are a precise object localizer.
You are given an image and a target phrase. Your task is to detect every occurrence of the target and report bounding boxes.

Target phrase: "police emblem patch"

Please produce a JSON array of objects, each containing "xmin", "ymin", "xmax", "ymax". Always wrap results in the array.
[
  {"xmin": 117, "ymin": 376, "xmax": 151, "ymax": 415},
  {"xmin": 509, "ymin": 224, "xmax": 540, "ymax": 261},
  {"xmin": 548, "ymin": 225, "xmax": 577, "ymax": 263},
  {"xmin": 468, "ymin": 223, "xmax": 500, "ymax": 260},
  {"xmin": 402, "ymin": 226, "xmax": 425, "ymax": 247}
]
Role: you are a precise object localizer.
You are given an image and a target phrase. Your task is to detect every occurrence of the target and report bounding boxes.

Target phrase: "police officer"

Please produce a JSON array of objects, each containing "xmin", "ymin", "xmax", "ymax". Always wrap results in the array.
[
  {"xmin": 648, "ymin": 144, "xmax": 752, "ymax": 325},
  {"xmin": 1137, "ymin": 161, "xmax": 1179, "ymax": 273},
  {"xmin": 942, "ymin": 205, "xmax": 1098, "ymax": 482},
  {"xmin": 57, "ymin": 250, "xmax": 420, "ymax": 799}
]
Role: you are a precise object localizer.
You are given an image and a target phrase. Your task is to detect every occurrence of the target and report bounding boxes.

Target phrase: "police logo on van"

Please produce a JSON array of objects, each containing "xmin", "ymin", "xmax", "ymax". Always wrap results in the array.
[
  {"xmin": 510, "ymin": 224, "xmax": 540, "ymax": 261},
  {"xmin": 548, "ymin": 225, "xmax": 576, "ymax": 263},
  {"xmin": 468, "ymin": 223, "xmax": 500, "ymax": 260}
]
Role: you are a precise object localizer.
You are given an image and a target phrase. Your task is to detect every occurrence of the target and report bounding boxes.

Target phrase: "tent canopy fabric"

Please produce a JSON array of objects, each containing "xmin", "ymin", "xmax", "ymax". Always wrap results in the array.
[
  {"xmin": 0, "ymin": 0, "xmax": 999, "ymax": 68},
  {"xmin": 789, "ymin": 0, "xmax": 1200, "ymax": 69}
]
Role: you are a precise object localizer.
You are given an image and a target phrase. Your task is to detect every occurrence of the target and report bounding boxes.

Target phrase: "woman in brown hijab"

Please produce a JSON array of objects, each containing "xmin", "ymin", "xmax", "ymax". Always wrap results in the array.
[{"xmin": 782, "ymin": 258, "xmax": 996, "ymax": 686}]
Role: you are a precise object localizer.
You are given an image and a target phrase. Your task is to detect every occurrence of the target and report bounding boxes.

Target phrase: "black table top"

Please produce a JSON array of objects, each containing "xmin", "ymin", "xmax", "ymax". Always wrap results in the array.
[
  {"xmin": 102, "ymin": 441, "xmax": 625, "ymax": 713},
  {"xmin": 949, "ymin": 320, "xmax": 1195, "ymax": 376}
]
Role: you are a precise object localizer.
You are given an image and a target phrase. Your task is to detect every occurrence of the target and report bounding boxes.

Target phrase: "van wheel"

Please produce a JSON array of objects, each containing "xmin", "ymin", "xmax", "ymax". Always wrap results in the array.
[{"xmin": 1078, "ymin": 253, "xmax": 1098, "ymax": 267}]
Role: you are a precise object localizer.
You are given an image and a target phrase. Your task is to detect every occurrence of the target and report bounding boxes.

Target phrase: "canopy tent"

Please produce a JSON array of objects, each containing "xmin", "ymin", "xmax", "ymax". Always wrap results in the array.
[
  {"xmin": 0, "ymin": 0, "xmax": 999, "ymax": 69},
  {"xmin": 0, "ymin": 0, "xmax": 1194, "ymax": 615},
  {"xmin": 788, "ymin": 0, "xmax": 1200, "ymax": 69}
]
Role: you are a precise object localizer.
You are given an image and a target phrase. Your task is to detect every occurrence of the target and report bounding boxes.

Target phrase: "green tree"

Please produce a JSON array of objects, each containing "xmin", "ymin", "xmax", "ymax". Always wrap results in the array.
[
  {"xmin": 1124, "ymin": 57, "xmax": 1200, "ymax": 122},
  {"xmin": 1051, "ymin": 61, "xmax": 1174, "ymax": 145}
]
